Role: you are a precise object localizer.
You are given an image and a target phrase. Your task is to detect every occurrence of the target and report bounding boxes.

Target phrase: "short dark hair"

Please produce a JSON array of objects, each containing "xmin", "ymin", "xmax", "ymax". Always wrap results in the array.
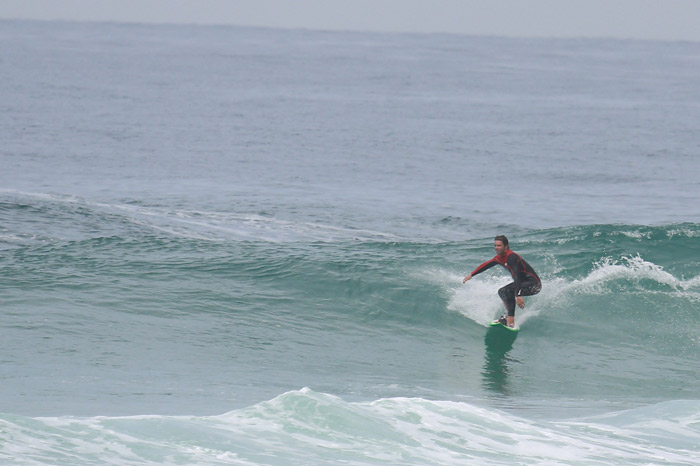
[{"xmin": 494, "ymin": 235, "xmax": 509, "ymax": 247}]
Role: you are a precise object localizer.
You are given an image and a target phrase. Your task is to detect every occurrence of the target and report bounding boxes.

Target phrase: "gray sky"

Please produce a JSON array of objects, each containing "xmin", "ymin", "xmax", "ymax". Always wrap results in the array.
[{"xmin": 2, "ymin": 0, "xmax": 700, "ymax": 41}]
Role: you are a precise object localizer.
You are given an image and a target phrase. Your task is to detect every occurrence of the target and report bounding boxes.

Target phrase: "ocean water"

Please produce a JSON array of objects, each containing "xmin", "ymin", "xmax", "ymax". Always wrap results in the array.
[{"xmin": 2, "ymin": 19, "xmax": 700, "ymax": 465}]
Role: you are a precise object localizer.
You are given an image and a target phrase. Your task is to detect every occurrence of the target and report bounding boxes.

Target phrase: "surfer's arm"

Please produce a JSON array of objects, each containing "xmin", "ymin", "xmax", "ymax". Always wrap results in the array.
[{"xmin": 463, "ymin": 258, "xmax": 499, "ymax": 283}]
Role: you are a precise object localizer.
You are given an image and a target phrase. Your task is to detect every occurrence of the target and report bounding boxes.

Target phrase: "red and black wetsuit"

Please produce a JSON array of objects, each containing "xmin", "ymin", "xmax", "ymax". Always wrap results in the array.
[{"xmin": 470, "ymin": 250, "xmax": 541, "ymax": 316}]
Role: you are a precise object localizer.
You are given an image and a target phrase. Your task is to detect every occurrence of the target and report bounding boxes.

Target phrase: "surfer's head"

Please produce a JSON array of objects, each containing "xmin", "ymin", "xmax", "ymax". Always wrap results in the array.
[{"xmin": 494, "ymin": 235, "xmax": 509, "ymax": 255}]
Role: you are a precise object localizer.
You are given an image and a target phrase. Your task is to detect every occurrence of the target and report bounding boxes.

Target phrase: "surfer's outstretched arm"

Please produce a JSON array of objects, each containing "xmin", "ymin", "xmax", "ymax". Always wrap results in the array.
[{"xmin": 464, "ymin": 257, "xmax": 500, "ymax": 284}]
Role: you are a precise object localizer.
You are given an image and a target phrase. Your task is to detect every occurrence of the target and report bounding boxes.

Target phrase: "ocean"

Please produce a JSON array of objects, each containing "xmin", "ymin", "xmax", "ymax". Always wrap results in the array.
[{"xmin": 1, "ymin": 19, "xmax": 700, "ymax": 465}]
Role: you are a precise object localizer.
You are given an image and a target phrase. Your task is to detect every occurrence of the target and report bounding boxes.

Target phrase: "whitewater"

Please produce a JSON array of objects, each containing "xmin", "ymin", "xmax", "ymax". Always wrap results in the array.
[{"xmin": 1, "ymin": 19, "xmax": 700, "ymax": 465}]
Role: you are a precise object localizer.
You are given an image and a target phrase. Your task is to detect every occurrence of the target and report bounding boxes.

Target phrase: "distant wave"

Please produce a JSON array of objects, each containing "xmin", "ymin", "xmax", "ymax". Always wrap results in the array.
[
  {"xmin": 4, "ymin": 190, "xmax": 700, "ymax": 246},
  {"xmin": 0, "ymin": 190, "xmax": 400, "ymax": 245}
]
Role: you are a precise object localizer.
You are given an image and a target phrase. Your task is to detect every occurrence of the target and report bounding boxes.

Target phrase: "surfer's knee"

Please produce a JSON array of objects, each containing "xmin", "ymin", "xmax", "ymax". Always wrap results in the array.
[{"xmin": 498, "ymin": 284, "xmax": 514, "ymax": 300}]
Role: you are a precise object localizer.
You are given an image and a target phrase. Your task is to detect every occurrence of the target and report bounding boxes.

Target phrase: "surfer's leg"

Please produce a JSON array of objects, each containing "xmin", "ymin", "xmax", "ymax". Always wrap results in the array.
[
  {"xmin": 506, "ymin": 280, "xmax": 540, "ymax": 328},
  {"xmin": 497, "ymin": 283, "xmax": 516, "ymax": 316}
]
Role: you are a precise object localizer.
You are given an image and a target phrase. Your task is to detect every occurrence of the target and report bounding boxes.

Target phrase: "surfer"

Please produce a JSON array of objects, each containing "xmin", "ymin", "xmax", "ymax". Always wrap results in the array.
[{"xmin": 462, "ymin": 235, "xmax": 541, "ymax": 328}]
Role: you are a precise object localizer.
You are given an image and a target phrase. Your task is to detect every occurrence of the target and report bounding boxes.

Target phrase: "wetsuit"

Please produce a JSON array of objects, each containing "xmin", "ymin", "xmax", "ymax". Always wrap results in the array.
[{"xmin": 470, "ymin": 250, "xmax": 541, "ymax": 316}]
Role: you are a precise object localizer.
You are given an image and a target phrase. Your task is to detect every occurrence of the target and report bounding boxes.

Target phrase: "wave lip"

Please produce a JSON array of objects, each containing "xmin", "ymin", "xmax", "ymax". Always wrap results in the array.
[{"xmin": 579, "ymin": 255, "xmax": 696, "ymax": 292}]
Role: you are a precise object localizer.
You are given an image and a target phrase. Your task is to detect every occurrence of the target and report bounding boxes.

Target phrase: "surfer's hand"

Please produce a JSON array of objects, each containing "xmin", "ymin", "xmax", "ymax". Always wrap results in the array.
[
  {"xmin": 516, "ymin": 296, "xmax": 525, "ymax": 308},
  {"xmin": 462, "ymin": 274, "xmax": 472, "ymax": 283}
]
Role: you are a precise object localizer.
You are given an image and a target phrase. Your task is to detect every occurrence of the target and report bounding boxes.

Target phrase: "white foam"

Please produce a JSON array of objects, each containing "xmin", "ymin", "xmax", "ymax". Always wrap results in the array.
[
  {"xmin": 416, "ymin": 268, "xmax": 501, "ymax": 325},
  {"xmin": 4, "ymin": 390, "xmax": 699, "ymax": 465},
  {"xmin": 620, "ymin": 229, "xmax": 652, "ymax": 240},
  {"xmin": 579, "ymin": 255, "xmax": 695, "ymax": 291},
  {"xmin": 666, "ymin": 227, "xmax": 700, "ymax": 238},
  {"xmin": 431, "ymin": 252, "xmax": 700, "ymax": 328},
  {"xmin": 447, "ymin": 276, "xmax": 513, "ymax": 325}
]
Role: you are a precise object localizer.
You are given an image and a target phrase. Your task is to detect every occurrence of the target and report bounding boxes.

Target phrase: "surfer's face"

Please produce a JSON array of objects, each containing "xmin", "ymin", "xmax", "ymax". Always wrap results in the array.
[{"xmin": 494, "ymin": 240, "xmax": 507, "ymax": 256}]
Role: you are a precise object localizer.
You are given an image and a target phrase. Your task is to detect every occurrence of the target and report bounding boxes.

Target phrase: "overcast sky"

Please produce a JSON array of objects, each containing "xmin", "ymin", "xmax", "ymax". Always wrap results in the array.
[{"xmin": 2, "ymin": 0, "xmax": 700, "ymax": 41}]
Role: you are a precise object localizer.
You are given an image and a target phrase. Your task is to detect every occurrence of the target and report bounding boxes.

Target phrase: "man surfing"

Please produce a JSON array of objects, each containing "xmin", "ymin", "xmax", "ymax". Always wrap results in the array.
[{"xmin": 463, "ymin": 235, "xmax": 541, "ymax": 328}]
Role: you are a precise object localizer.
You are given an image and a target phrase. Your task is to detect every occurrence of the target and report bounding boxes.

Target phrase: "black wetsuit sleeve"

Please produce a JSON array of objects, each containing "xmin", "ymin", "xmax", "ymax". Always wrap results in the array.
[{"xmin": 470, "ymin": 258, "xmax": 499, "ymax": 277}]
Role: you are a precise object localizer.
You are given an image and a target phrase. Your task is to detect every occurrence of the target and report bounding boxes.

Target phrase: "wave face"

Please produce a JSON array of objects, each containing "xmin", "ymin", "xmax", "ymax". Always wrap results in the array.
[
  {"xmin": 2, "ymin": 193, "xmax": 700, "ymax": 463},
  {"xmin": 3, "ymin": 192, "xmax": 700, "ymax": 405}
]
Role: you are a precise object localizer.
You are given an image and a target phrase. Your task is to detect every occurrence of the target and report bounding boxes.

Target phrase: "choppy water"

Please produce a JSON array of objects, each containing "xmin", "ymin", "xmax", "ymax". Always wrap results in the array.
[{"xmin": 1, "ymin": 19, "xmax": 699, "ymax": 465}]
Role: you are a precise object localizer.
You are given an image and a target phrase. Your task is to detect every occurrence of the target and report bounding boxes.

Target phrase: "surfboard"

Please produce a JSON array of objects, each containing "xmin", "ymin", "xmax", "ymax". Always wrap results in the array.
[
  {"xmin": 484, "ymin": 320, "xmax": 518, "ymax": 350},
  {"xmin": 488, "ymin": 321, "xmax": 519, "ymax": 332}
]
